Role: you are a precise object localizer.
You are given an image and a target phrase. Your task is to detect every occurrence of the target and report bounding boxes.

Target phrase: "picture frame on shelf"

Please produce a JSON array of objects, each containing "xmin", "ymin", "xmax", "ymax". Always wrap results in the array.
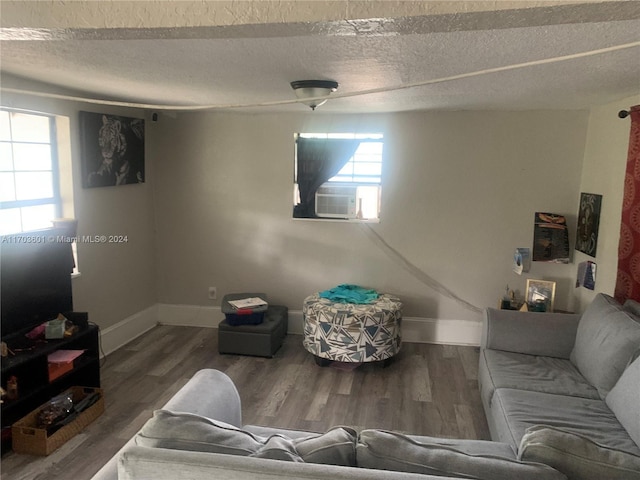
[{"xmin": 525, "ymin": 279, "xmax": 556, "ymax": 312}]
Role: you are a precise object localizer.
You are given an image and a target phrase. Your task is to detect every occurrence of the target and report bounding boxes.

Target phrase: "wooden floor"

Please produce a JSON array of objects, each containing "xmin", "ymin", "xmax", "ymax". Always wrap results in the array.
[{"xmin": 1, "ymin": 325, "xmax": 490, "ymax": 480}]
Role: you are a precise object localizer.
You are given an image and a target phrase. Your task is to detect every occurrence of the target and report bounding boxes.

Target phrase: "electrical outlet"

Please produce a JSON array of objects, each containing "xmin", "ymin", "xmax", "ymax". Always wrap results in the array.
[{"xmin": 208, "ymin": 287, "xmax": 217, "ymax": 300}]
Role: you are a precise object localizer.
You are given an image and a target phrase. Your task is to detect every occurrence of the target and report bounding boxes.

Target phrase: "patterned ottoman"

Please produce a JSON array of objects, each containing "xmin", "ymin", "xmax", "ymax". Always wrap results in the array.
[{"xmin": 302, "ymin": 293, "xmax": 403, "ymax": 365}]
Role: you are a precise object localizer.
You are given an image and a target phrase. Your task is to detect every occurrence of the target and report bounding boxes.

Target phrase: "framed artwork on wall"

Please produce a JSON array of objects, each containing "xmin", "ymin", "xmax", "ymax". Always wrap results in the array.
[
  {"xmin": 80, "ymin": 111, "xmax": 145, "ymax": 188},
  {"xmin": 575, "ymin": 192, "xmax": 602, "ymax": 258},
  {"xmin": 532, "ymin": 212, "xmax": 570, "ymax": 263},
  {"xmin": 525, "ymin": 279, "xmax": 556, "ymax": 312}
]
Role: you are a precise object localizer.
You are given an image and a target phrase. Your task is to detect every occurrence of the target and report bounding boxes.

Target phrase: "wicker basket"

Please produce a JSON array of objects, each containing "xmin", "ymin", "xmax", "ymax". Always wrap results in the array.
[{"xmin": 12, "ymin": 386, "xmax": 104, "ymax": 456}]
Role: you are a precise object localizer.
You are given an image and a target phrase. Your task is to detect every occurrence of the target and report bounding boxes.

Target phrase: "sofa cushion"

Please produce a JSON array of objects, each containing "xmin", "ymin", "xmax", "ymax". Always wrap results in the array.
[
  {"xmin": 249, "ymin": 436, "xmax": 302, "ymax": 461},
  {"xmin": 244, "ymin": 424, "xmax": 320, "ymax": 439},
  {"xmin": 291, "ymin": 427, "xmax": 357, "ymax": 465},
  {"xmin": 491, "ymin": 388, "xmax": 640, "ymax": 455},
  {"xmin": 482, "ymin": 308, "xmax": 580, "ymax": 358},
  {"xmin": 570, "ymin": 293, "xmax": 640, "ymax": 398},
  {"xmin": 623, "ymin": 299, "xmax": 640, "ymax": 319},
  {"xmin": 357, "ymin": 429, "xmax": 567, "ymax": 480},
  {"xmin": 480, "ymin": 349, "xmax": 599, "ymax": 405},
  {"xmin": 519, "ymin": 425, "xmax": 640, "ymax": 480},
  {"xmin": 135, "ymin": 410, "xmax": 357, "ymax": 466},
  {"xmin": 136, "ymin": 410, "xmax": 298, "ymax": 458},
  {"xmin": 243, "ymin": 424, "xmax": 357, "ymax": 465},
  {"xmin": 606, "ymin": 355, "xmax": 640, "ymax": 446}
]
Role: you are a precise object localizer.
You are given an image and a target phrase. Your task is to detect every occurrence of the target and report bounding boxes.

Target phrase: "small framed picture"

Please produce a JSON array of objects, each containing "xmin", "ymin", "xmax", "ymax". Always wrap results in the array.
[{"xmin": 525, "ymin": 279, "xmax": 556, "ymax": 312}]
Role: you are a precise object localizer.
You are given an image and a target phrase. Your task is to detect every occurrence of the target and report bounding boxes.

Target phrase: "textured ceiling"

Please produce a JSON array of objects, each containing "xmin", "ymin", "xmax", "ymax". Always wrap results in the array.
[{"xmin": 1, "ymin": 1, "xmax": 639, "ymax": 113}]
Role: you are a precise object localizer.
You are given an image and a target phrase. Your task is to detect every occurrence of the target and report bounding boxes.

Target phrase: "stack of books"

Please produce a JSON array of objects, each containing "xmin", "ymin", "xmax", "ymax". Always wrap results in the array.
[{"xmin": 227, "ymin": 297, "xmax": 268, "ymax": 311}]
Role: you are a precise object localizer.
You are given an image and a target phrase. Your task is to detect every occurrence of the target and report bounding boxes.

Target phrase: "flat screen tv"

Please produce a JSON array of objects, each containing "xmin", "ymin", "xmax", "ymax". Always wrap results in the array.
[{"xmin": 1, "ymin": 228, "xmax": 74, "ymax": 338}]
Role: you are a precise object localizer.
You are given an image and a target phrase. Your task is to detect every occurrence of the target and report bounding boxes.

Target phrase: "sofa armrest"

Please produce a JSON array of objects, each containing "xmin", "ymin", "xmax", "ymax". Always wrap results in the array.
[
  {"xmin": 162, "ymin": 369, "xmax": 242, "ymax": 427},
  {"xmin": 89, "ymin": 369, "xmax": 242, "ymax": 480},
  {"xmin": 482, "ymin": 308, "xmax": 580, "ymax": 358}
]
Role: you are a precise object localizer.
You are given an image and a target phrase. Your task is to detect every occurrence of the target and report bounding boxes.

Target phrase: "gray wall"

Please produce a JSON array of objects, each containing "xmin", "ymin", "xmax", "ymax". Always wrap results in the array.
[
  {"xmin": 3, "ymin": 80, "xmax": 636, "ymax": 332},
  {"xmin": 570, "ymin": 94, "xmax": 640, "ymax": 311},
  {"xmin": 152, "ymin": 109, "xmax": 589, "ymax": 320}
]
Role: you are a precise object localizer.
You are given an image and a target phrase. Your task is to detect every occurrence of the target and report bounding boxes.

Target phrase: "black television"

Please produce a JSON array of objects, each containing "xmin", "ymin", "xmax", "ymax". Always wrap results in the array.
[{"xmin": 1, "ymin": 228, "xmax": 74, "ymax": 338}]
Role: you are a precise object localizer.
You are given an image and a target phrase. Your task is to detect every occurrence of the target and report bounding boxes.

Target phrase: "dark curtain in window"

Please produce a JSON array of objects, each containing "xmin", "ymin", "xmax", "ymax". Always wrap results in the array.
[{"xmin": 294, "ymin": 137, "xmax": 361, "ymax": 218}]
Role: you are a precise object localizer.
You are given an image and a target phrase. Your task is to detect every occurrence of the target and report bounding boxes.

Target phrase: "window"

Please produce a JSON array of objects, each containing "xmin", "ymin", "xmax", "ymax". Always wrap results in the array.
[
  {"xmin": 0, "ymin": 109, "xmax": 61, "ymax": 234},
  {"xmin": 293, "ymin": 133, "xmax": 383, "ymax": 221}
]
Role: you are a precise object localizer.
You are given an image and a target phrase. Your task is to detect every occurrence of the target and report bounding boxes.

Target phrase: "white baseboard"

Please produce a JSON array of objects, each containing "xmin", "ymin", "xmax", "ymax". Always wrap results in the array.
[
  {"xmin": 402, "ymin": 316, "xmax": 482, "ymax": 346},
  {"xmin": 98, "ymin": 305, "xmax": 482, "ymax": 359},
  {"xmin": 156, "ymin": 304, "xmax": 481, "ymax": 346},
  {"xmin": 157, "ymin": 303, "xmax": 224, "ymax": 327},
  {"xmin": 98, "ymin": 304, "xmax": 159, "ymax": 357}
]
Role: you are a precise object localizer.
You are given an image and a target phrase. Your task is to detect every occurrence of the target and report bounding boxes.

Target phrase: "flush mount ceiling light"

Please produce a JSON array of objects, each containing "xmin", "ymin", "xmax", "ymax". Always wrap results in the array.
[{"xmin": 290, "ymin": 80, "xmax": 339, "ymax": 110}]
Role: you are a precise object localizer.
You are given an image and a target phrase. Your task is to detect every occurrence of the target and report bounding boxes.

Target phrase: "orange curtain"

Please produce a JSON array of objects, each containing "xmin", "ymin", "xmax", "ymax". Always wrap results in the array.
[{"xmin": 615, "ymin": 105, "xmax": 640, "ymax": 303}]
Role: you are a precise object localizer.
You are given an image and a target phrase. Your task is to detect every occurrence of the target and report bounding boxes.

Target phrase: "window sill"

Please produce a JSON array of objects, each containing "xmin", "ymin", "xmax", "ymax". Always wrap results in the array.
[{"xmin": 292, "ymin": 217, "xmax": 379, "ymax": 224}]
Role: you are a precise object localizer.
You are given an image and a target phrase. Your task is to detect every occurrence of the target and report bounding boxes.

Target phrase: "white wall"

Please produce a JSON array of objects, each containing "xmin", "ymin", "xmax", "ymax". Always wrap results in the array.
[
  {"xmin": 570, "ymin": 94, "xmax": 640, "ymax": 311},
  {"xmin": 1, "ymin": 76, "xmax": 158, "ymax": 331},
  {"xmin": 153, "ymin": 109, "xmax": 588, "ymax": 322}
]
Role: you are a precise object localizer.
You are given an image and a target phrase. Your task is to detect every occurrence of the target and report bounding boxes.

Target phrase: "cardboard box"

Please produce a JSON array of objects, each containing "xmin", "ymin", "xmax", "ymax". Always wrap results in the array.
[
  {"xmin": 12, "ymin": 386, "xmax": 104, "ymax": 456},
  {"xmin": 47, "ymin": 362, "xmax": 74, "ymax": 382},
  {"xmin": 47, "ymin": 350, "xmax": 85, "ymax": 382}
]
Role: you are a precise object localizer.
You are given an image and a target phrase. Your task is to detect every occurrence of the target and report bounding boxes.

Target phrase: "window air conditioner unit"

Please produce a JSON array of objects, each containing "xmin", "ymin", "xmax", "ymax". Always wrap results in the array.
[{"xmin": 315, "ymin": 185, "xmax": 357, "ymax": 219}]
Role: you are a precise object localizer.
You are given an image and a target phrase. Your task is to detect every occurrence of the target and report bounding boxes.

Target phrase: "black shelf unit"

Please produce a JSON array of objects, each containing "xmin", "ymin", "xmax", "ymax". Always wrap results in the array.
[{"xmin": 1, "ymin": 323, "xmax": 100, "ymax": 453}]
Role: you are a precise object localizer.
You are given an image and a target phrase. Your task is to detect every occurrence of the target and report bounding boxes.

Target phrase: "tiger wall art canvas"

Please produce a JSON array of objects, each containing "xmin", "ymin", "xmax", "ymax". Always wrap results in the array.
[{"xmin": 80, "ymin": 111, "xmax": 145, "ymax": 188}]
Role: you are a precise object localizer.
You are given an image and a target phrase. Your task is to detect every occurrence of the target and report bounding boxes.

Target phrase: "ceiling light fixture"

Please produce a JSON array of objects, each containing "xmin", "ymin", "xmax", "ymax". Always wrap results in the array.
[{"xmin": 290, "ymin": 80, "xmax": 339, "ymax": 110}]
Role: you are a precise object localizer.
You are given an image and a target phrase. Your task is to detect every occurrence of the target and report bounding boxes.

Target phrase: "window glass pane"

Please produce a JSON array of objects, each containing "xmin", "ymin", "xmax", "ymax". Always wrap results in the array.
[
  {"xmin": 356, "ymin": 142, "xmax": 383, "ymax": 155},
  {"xmin": 21, "ymin": 204, "xmax": 55, "ymax": 231},
  {"xmin": 15, "ymin": 172, "xmax": 53, "ymax": 200},
  {"xmin": 10, "ymin": 112, "xmax": 50, "ymax": 143},
  {"xmin": 0, "ymin": 142, "xmax": 13, "ymax": 171},
  {"xmin": 336, "ymin": 163, "xmax": 354, "ymax": 176},
  {"xmin": 0, "ymin": 208, "xmax": 22, "ymax": 234},
  {"xmin": 355, "ymin": 176, "xmax": 381, "ymax": 183},
  {"xmin": 356, "ymin": 185, "xmax": 380, "ymax": 219},
  {"xmin": 13, "ymin": 143, "xmax": 52, "ymax": 171},
  {"xmin": 0, "ymin": 172, "xmax": 16, "ymax": 201},
  {"xmin": 353, "ymin": 162, "xmax": 382, "ymax": 176},
  {"xmin": 0, "ymin": 111, "xmax": 10, "ymax": 141}
]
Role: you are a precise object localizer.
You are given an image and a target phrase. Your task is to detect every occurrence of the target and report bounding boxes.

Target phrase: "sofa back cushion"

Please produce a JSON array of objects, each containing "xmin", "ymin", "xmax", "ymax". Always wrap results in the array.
[
  {"xmin": 135, "ymin": 410, "xmax": 357, "ymax": 466},
  {"xmin": 519, "ymin": 425, "xmax": 640, "ymax": 480},
  {"xmin": 623, "ymin": 299, "xmax": 640, "ymax": 319},
  {"xmin": 606, "ymin": 355, "xmax": 640, "ymax": 446},
  {"xmin": 357, "ymin": 429, "xmax": 567, "ymax": 480},
  {"xmin": 570, "ymin": 293, "xmax": 640, "ymax": 398}
]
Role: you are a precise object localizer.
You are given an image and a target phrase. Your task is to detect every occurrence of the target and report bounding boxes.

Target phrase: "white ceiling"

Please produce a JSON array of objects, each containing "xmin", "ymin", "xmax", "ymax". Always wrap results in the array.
[{"xmin": 1, "ymin": 1, "xmax": 639, "ymax": 113}]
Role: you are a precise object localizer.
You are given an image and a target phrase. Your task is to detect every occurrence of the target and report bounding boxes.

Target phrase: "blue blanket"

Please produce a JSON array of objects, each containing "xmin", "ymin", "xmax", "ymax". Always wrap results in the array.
[{"xmin": 318, "ymin": 284, "xmax": 379, "ymax": 304}]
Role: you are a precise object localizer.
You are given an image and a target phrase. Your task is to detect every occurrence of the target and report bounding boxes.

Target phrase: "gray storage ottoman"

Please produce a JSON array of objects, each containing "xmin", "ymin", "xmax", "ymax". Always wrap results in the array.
[{"xmin": 218, "ymin": 305, "xmax": 288, "ymax": 357}]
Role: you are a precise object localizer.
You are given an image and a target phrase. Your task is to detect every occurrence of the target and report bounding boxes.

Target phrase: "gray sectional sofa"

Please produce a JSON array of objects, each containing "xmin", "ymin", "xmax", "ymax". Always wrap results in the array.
[
  {"xmin": 91, "ymin": 369, "xmax": 566, "ymax": 480},
  {"xmin": 480, "ymin": 293, "xmax": 640, "ymax": 479},
  {"xmin": 89, "ymin": 293, "xmax": 640, "ymax": 480}
]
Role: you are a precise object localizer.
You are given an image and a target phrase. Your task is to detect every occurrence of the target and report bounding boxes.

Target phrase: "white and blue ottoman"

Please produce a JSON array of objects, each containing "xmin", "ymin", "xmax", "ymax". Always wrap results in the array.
[{"xmin": 302, "ymin": 293, "xmax": 402, "ymax": 366}]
